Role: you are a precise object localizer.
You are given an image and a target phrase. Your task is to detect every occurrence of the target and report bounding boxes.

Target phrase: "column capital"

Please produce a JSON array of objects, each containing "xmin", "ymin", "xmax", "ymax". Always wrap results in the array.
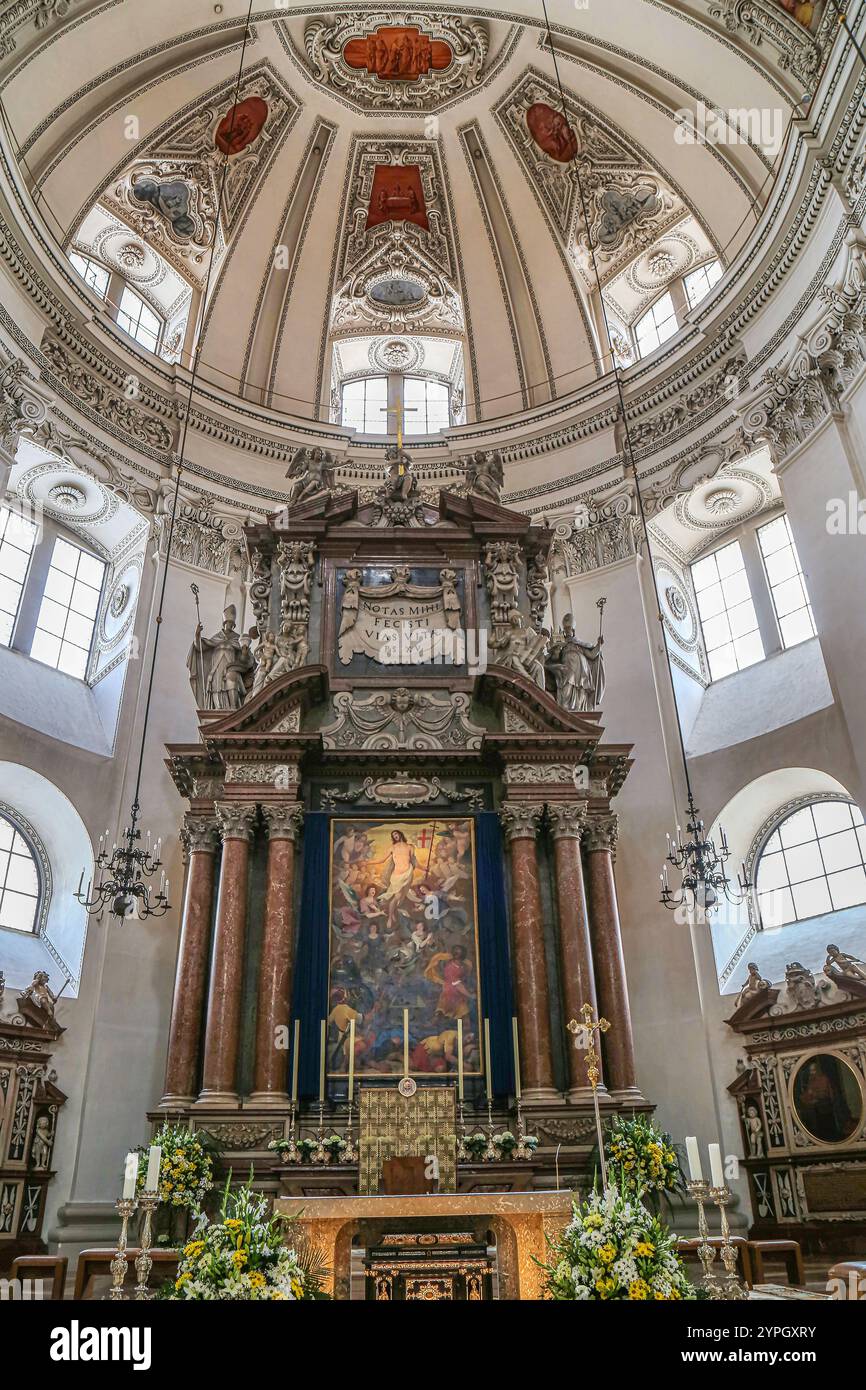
[
  {"xmin": 181, "ymin": 814, "xmax": 220, "ymax": 856},
  {"xmin": 498, "ymin": 802, "xmax": 544, "ymax": 842},
  {"xmin": 261, "ymin": 803, "xmax": 304, "ymax": 841},
  {"xmin": 582, "ymin": 812, "xmax": 619, "ymax": 854},
  {"xmin": 547, "ymin": 801, "xmax": 589, "ymax": 840},
  {"xmin": 215, "ymin": 802, "xmax": 257, "ymax": 843}
]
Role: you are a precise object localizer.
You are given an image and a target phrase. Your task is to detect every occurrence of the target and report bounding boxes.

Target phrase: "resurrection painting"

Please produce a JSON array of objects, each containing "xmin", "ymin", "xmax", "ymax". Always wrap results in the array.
[
  {"xmin": 327, "ymin": 817, "xmax": 482, "ymax": 1079},
  {"xmin": 344, "ymin": 26, "xmax": 453, "ymax": 80}
]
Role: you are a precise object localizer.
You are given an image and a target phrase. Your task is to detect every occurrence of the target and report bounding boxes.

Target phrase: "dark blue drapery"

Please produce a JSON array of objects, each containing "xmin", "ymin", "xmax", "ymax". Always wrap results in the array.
[
  {"xmin": 291, "ymin": 813, "xmax": 331, "ymax": 1099},
  {"xmin": 475, "ymin": 812, "xmax": 516, "ymax": 1096},
  {"xmin": 291, "ymin": 811, "xmax": 515, "ymax": 1097}
]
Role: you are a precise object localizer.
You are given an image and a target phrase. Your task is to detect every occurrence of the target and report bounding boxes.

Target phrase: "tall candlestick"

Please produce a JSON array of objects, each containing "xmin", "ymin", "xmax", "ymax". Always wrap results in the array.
[
  {"xmin": 484, "ymin": 1017, "xmax": 492, "ymax": 1099},
  {"xmin": 348, "ymin": 1018, "xmax": 355, "ymax": 1103},
  {"xmin": 708, "ymin": 1142, "xmax": 725, "ymax": 1190},
  {"xmin": 144, "ymin": 1144, "xmax": 161, "ymax": 1194},
  {"xmin": 457, "ymin": 1018, "xmax": 464, "ymax": 1100},
  {"xmin": 319, "ymin": 1019, "xmax": 326, "ymax": 1105},
  {"xmin": 290, "ymin": 1019, "xmax": 300, "ymax": 1107},
  {"xmin": 685, "ymin": 1136, "xmax": 703, "ymax": 1183},
  {"xmin": 403, "ymin": 1008, "xmax": 409, "ymax": 1076},
  {"xmin": 511, "ymin": 1015, "xmax": 521, "ymax": 1100},
  {"xmin": 122, "ymin": 1151, "xmax": 138, "ymax": 1200}
]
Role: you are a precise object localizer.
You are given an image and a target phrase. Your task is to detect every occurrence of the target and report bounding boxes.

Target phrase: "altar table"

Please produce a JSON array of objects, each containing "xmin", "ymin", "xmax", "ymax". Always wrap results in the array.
[{"xmin": 274, "ymin": 1189, "xmax": 573, "ymax": 1300}]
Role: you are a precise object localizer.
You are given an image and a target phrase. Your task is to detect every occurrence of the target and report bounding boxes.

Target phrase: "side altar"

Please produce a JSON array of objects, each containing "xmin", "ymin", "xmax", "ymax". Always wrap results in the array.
[{"xmin": 156, "ymin": 456, "xmax": 646, "ymax": 1214}]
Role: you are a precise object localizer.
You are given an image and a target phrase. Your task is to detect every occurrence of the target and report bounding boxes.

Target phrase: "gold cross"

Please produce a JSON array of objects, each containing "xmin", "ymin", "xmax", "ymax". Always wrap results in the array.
[
  {"xmin": 567, "ymin": 1002, "xmax": 610, "ymax": 1092},
  {"xmin": 380, "ymin": 393, "xmax": 418, "ymax": 457}
]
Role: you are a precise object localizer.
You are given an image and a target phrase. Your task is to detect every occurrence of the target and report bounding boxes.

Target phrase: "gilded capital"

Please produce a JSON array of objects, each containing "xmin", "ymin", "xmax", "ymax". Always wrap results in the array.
[
  {"xmin": 498, "ymin": 802, "xmax": 544, "ymax": 842},
  {"xmin": 261, "ymin": 803, "xmax": 305, "ymax": 841},
  {"xmin": 181, "ymin": 815, "xmax": 220, "ymax": 855},
  {"xmin": 547, "ymin": 802, "xmax": 588, "ymax": 841},
  {"xmin": 215, "ymin": 802, "xmax": 257, "ymax": 843},
  {"xmin": 582, "ymin": 813, "xmax": 619, "ymax": 854}
]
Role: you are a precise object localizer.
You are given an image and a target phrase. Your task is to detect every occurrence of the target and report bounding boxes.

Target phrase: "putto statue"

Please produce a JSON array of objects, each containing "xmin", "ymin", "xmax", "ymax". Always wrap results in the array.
[
  {"xmin": 465, "ymin": 449, "xmax": 504, "ymax": 503},
  {"xmin": 545, "ymin": 612, "xmax": 605, "ymax": 712},
  {"xmin": 285, "ymin": 445, "xmax": 335, "ymax": 508},
  {"xmin": 824, "ymin": 944, "xmax": 866, "ymax": 995},
  {"xmin": 372, "ymin": 446, "xmax": 427, "ymax": 527},
  {"xmin": 21, "ymin": 970, "xmax": 58, "ymax": 1020},
  {"xmin": 188, "ymin": 604, "xmax": 253, "ymax": 710},
  {"xmin": 734, "ymin": 961, "xmax": 772, "ymax": 1011}
]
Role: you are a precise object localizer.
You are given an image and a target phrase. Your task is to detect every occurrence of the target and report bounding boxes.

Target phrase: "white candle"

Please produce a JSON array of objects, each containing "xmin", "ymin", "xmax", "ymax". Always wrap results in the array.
[
  {"xmin": 122, "ymin": 1151, "xmax": 138, "ymax": 1199},
  {"xmin": 685, "ymin": 1136, "xmax": 703, "ymax": 1183},
  {"xmin": 290, "ymin": 1019, "xmax": 300, "ymax": 1107},
  {"xmin": 512, "ymin": 1016, "xmax": 521, "ymax": 1100},
  {"xmin": 708, "ymin": 1142, "xmax": 725, "ymax": 1190},
  {"xmin": 144, "ymin": 1144, "xmax": 162, "ymax": 1194},
  {"xmin": 348, "ymin": 1018, "xmax": 355, "ymax": 1103},
  {"xmin": 484, "ymin": 1018, "xmax": 493, "ymax": 1099},
  {"xmin": 319, "ymin": 1020, "xmax": 326, "ymax": 1104},
  {"xmin": 457, "ymin": 1018, "xmax": 464, "ymax": 1100},
  {"xmin": 403, "ymin": 1008, "xmax": 410, "ymax": 1076}
]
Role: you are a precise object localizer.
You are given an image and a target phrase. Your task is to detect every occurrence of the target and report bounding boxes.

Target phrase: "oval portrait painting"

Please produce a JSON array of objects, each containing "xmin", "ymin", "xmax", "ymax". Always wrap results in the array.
[
  {"xmin": 215, "ymin": 96, "xmax": 268, "ymax": 156},
  {"xmin": 792, "ymin": 1053, "xmax": 863, "ymax": 1144},
  {"xmin": 526, "ymin": 102, "xmax": 578, "ymax": 163}
]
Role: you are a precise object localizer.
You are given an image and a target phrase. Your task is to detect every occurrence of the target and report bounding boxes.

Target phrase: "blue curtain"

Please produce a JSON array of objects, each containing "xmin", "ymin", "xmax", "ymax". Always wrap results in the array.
[
  {"xmin": 475, "ymin": 813, "xmax": 516, "ymax": 1096},
  {"xmin": 291, "ymin": 811, "xmax": 515, "ymax": 1097},
  {"xmin": 291, "ymin": 813, "xmax": 331, "ymax": 1099}
]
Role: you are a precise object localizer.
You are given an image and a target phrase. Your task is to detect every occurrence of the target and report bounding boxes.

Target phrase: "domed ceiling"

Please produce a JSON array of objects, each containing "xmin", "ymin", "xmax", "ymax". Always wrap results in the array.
[{"xmin": 0, "ymin": 1, "xmax": 822, "ymax": 428}]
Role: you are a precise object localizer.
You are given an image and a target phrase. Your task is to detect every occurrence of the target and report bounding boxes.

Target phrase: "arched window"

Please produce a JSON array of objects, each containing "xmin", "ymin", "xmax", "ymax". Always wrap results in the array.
[
  {"xmin": 634, "ymin": 291, "xmax": 678, "ymax": 358},
  {"xmin": 0, "ymin": 808, "xmax": 42, "ymax": 934},
  {"xmin": 755, "ymin": 798, "xmax": 866, "ymax": 928}
]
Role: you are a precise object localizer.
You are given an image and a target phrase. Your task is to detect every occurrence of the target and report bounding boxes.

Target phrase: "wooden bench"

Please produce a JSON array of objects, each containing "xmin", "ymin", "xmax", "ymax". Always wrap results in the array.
[
  {"xmin": 10, "ymin": 1254, "xmax": 68, "ymax": 1299},
  {"xmin": 748, "ymin": 1239, "xmax": 805, "ymax": 1288}
]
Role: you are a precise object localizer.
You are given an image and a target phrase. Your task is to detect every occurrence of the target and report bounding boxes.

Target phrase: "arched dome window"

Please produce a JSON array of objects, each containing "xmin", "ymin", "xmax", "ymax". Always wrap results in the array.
[
  {"xmin": 0, "ymin": 807, "xmax": 43, "ymax": 935},
  {"xmin": 755, "ymin": 798, "xmax": 866, "ymax": 929}
]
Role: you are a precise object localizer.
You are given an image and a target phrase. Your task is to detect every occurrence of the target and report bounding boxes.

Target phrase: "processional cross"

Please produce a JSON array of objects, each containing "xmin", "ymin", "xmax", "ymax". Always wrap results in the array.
[
  {"xmin": 380, "ymin": 392, "xmax": 418, "ymax": 461},
  {"xmin": 567, "ymin": 1002, "xmax": 611, "ymax": 1189}
]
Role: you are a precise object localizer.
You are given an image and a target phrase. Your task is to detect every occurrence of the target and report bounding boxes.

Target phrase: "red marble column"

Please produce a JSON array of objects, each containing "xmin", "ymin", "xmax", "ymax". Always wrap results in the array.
[
  {"xmin": 198, "ymin": 803, "xmax": 256, "ymax": 1107},
  {"xmin": 160, "ymin": 816, "xmax": 219, "ymax": 1107},
  {"xmin": 583, "ymin": 813, "xmax": 642, "ymax": 1101},
  {"xmin": 548, "ymin": 802, "xmax": 605, "ymax": 1100},
  {"xmin": 249, "ymin": 804, "xmax": 304, "ymax": 1106},
  {"xmin": 500, "ymin": 804, "xmax": 556, "ymax": 1101}
]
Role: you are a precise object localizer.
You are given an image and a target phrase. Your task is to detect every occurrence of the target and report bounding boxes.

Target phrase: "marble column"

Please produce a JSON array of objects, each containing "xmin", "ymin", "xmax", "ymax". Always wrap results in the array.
[
  {"xmin": 499, "ymin": 804, "xmax": 557, "ymax": 1102},
  {"xmin": 547, "ymin": 802, "xmax": 605, "ymax": 1101},
  {"xmin": 160, "ymin": 816, "xmax": 219, "ymax": 1107},
  {"xmin": 249, "ymin": 804, "xmax": 304, "ymax": 1107},
  {"xmin": 582, "ymin": 813, "xmax": 642, "ymax": 1101},
  {"xmin": 198, "ymin": 803, "xmax": 257, "ymax": 1107}
]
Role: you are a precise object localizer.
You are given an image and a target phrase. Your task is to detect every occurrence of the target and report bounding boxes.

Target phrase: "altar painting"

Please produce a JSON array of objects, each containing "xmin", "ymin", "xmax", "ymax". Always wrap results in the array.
[{"xmin": 328, "ymin": 817, "xmax": 482, "ymax": 1078}]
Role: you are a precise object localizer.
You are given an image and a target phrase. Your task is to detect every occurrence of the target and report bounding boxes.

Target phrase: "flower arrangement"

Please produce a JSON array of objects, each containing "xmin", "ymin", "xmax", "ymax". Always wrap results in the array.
[
  {"xmin": 164, "ymin": 1180, "xmax": 329, "ymax": 1301},
  {"xmin": 464, "ymin": 1131, "xmax": 491, "ymax": 1158},
  {"xmin": 541, "ymin": 1182, "xmax": 696, "ymax": 1301},
  {"xmin": 605, "ymin": 1115, "xmax": 683, "ymax": 1202},
  {"xmin": 492, "ymin": 1130, "xmax": 539, "ymax": 1157},
  {"xmin": 136, "ymin": 1124, "xmax": 213, "ymax": 1209},
  {"xmin": 268, "ymin": 1135, "xmax": 350, "ymax": 1164}
]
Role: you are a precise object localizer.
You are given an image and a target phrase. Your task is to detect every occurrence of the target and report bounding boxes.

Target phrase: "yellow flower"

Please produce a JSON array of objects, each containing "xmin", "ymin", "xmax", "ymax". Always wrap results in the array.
[
  {"xmin": 175, "ymin": 1272, "xmax": 191, "ymax": 1290},
  {"xmin": 598, "ymin": 1244, "xmax": 616, "ymax": 1264},
  {"xmin": 271, "ymin": 1291, "xmax": 285, "ymax": 1300},
  {"xmin": 583, "ymin": 1213, "xmax": 603, "ymax": 1230},
  {"xmin": 249, "ymin": 1271, "xmax": 266, "ymax": 1290},
  {"xmin": 184, "ymin": 1240, "xmax": 205, "ymax": 1259},
  {"xmin": 291, "ymin": 1278, "xmax": 303, "ymax": 1299},
  {"xmin": 594, "ymin": 1276, "xmax": 616, "ymax": 1298},
  {"xmin": 232, "ymin": 1249, "xmax": 247, "ymax": 1269},
  {"xmin": 225, "ymin": 1218, "xmax": 243, "ymax": 1230},
  {"xmin": 629, "ymin": 1279, "xmax": 649, "ymax": 1300},
  {"xmin": 634, "ymin": 1241, "xmax": 655, "ymax": 1258}
]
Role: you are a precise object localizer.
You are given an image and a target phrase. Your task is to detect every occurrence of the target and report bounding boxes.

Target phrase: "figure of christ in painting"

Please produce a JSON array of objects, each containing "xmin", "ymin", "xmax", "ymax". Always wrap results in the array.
[{"xmin": 327, "ymin": 818, "xmax": 482, "ymax": 1078}]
